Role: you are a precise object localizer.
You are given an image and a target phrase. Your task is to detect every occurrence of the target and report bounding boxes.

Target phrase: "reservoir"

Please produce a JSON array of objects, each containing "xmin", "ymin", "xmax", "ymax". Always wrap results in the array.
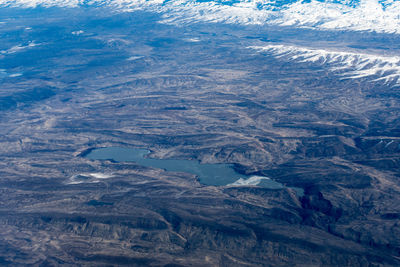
[{"xmin": 85, "ymin": 147, "xmax": 303, "ymax": 195}]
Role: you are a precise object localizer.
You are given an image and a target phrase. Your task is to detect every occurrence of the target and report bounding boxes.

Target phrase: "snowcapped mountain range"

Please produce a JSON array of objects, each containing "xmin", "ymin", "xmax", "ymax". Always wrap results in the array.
[
  {"xmin": 1, "ymin": 0, "xmax": 400, "ymax": 34},
  {"xmin": 1, "ymin": 0, "xmax": 399, "ymax": 87},
  {"xmin": 250, "ymin": 44, "xmax": 400, "ymax": 85}
]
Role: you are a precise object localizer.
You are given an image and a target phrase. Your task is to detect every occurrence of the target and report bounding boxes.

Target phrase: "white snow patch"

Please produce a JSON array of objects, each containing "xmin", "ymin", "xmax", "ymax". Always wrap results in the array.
[
  {"xmin": 71, "ymin": 30, "xmax": 84, "ymax": 35},
  {"xmin": 66, "ymin": 172, "xmax": 114, "ymax": 184},
  {"xmin": 127, "ymin": 55, "xmax": 143, "ymax": 61},
  {"xmin": 89, "ymin": 172, "xmax": 113, "ymax": 179},
  {"xmin": 0, "ymin": 42, "xmax": 38, "ymax": 55},
  {"xmin": 8, "ymin": 73, "xmax": 22, "ymax": 77},
  {"xmin": 184, "ymin": 37, "xmax": 201, "ymax": 42},
  {"xmin": 228, "ymin": 175, "xmax": 272, "ymax": 186},
  {"xmin": 0, "ymin": 69, "xmax": 23, "ymax": 78}
]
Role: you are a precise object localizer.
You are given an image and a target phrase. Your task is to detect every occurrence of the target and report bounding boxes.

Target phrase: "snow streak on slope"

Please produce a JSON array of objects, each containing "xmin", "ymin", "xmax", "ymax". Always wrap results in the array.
[
  {"xmin": 1, "ymin": 0, "xmax": 400, "ymax": 34},
  {"xmin": 250, "ymin": 44, "xmax": 400, "ymax": 85},
  {"xmin": 228, "ymin": 175, "xmax": 279, "ymax": 187},
  {"xmin": 0, "ymin": 42, "xmax": 38, "ymax": 55}
]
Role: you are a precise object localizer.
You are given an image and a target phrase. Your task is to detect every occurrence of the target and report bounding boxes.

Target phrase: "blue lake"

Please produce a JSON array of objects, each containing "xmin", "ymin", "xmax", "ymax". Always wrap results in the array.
[{"xmin": 85, "ymin": 147, "xmax": 303, "ymax": 196}]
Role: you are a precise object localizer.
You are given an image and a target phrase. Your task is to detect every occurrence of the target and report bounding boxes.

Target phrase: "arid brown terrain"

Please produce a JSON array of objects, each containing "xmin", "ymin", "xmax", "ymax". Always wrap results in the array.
[{"xmin": 0, "ymin": 7, "xmax": 400, "ymax": 266}]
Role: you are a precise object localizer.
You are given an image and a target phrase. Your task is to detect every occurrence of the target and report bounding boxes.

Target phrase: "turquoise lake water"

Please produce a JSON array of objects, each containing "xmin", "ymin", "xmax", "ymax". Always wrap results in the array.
[{"xmin": 85, "ymin": 147, "xmax": 303, "ymax": 196}]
